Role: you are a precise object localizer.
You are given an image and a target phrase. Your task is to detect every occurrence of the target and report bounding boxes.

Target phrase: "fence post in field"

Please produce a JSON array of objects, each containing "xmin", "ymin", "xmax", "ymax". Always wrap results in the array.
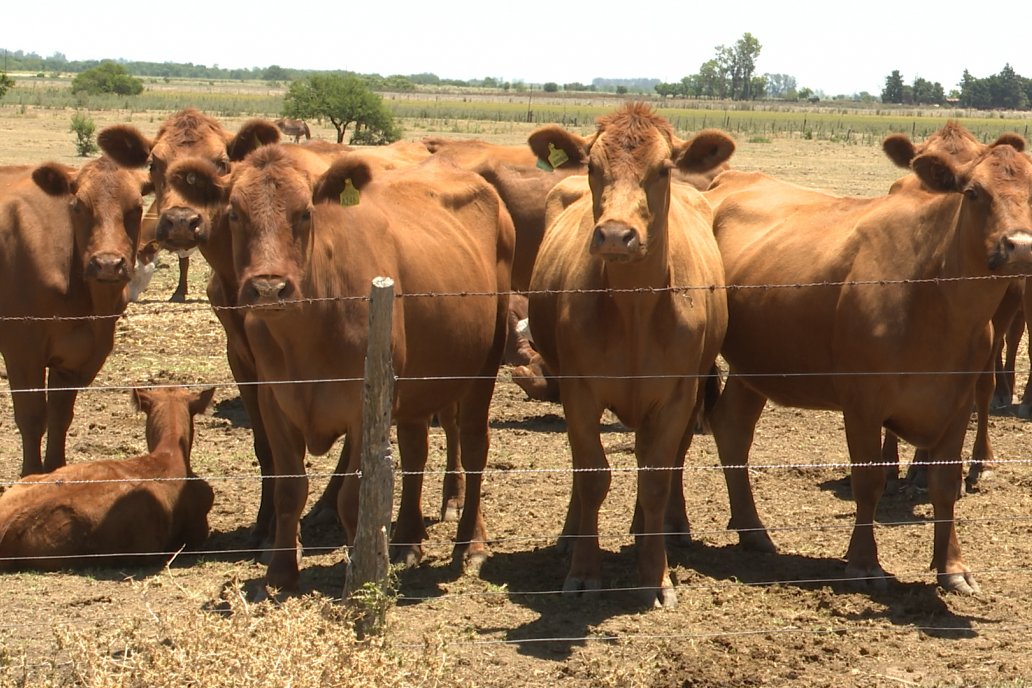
[{"xmin": 345, "ymin": 275, "xmax": 396, "ymax": 636}]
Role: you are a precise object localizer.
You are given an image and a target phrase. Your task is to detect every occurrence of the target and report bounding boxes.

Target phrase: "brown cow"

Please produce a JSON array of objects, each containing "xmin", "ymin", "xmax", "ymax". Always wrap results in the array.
[
  {"xmin": 880, "ymin": 122, "xmax": 1029, "ymax": 490},
  {"xmin": 525, "ymin": 103, "xmax": 731, "ymax": 608},
  {"xmin": 705, "ymin": 137, "xmax": 1032, "ymax": 595},
  {"xmin": 0, "ymin": 387, "xmax": 215, "ymax": 570},
  {"xmin": 167, "ymin": 146, "xmax": 514, "ymax": 591},
  {"xmin": 99, "ymin": 111, "xmax": 281, "ymax": 542},
  {"xmin": 98, "ymin": 108, "xmax": 280, "ymax": 303},
  {"xmin": 0, "ymin": 158, "xmax": 148, "ymax": 476},
  {"xmin": 274, "ymin": 117, "xmax": 311, "ymax": 143}
]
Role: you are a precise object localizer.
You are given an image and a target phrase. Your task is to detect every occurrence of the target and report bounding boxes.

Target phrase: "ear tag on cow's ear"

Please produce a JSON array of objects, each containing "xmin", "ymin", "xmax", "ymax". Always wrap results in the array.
[
  {"xmin": 536, "ymin": 157, "xmax": 554, "ymax": 172},
  {"xmin": 547, "ymin": 143, "xmax": 570, "ymax": 169},
  {"xmin": 339, "ymin": 178, "xmax": 360, "ymax": 207}
]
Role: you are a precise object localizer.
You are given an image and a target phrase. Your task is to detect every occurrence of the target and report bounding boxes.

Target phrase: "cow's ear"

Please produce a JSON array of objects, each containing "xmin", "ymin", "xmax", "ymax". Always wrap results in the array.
[
  {"xmin": 98, "ymin": 125, "xmax": 153, "ymax": 169},
  {"xmin": 190, "ymin": 387, "xmax": 216, "ymax": 416},
  {"xmin": 673, "ymin": 129, "xmax": 735, "ymax": 174},
  {"xmin": 993, "ymin": 132, "xmax": 1027, "ymax": 153},
  {"xmin": 31, "ymin": 163, "xmax": 75, "ymax": 197},
  {"xmin": 313, "ymin": 157, "xmax": 373, "ymax": 205},
  {"xmin": 527, "ymin": 125, "xmax": 588, "ymax": 170},
  {"xmin": 882, "ymin": 134, "xmax": 917, "ymax": 169},
  {"xmin": 227, "ymin": 120, "xmax": 281, "ymax": 161},
  {"xmin": 167, "ymin": 158, "xmax": 227, "ymax": 207},
  {"xmin": 912, "ymin": 153, "xmax": 963, "ymax": 193}
]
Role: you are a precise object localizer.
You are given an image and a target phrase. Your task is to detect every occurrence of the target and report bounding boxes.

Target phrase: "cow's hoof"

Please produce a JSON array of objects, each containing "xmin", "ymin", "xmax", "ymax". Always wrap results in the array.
[
  {"xmin": 440, "ymin": 500, "xmax": 462, "ymax": 523},
  {"xmin": 562, "ymin": 576, "xmax": 602, "ymax": 597},
  {"xmin": 1019, "ymin": 403, "xmax": 1032, "ymax": 420},
  {"xmin": 938, "ymin": 571, "xmax": 980, "ymax": 595},
  {"xmin": 169, "ymin": 291, "xmax": 186, "ymax": 303},
  {"xmin": 456, "ymin": 548, "xmax": 488, "ymax": 575},
  {"xmin": 643, "ymin": 586, "xmax": 678, "ymax": 609},
  {"xmin": 844, "ymin": 563, "xmax": 893, "ymax": 591},
  {"xmin": 738, "ymin": 529, "xmax": 777, "ymax": 553},
  {"xmin": 389, "ymin": 544, "xmax": 422, "ymax": 568},
  {"xmin": 301, "ymin": 502, "xmax": 340, "ymax": 529}
]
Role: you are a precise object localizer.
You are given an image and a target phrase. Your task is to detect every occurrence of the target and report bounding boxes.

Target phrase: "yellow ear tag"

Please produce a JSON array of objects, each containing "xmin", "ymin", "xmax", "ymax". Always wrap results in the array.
[
  {"xmin": 339, "ymin": 178, "xmax": 360, "ymax": 207},
  {"xmin": 547, "ymin": 143, "xmax": 570, "ymax": 169},
  {"xmin": 253, "ymin": 133, "xmax": 262, "ymax": 149}
]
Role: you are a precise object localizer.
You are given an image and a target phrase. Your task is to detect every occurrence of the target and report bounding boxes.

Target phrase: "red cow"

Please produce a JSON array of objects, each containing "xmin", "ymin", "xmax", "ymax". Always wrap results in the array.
[
  {"xmin": 525, "ymin": 103, "xmax": 732, "ymax": 608},
  {"xmin": 705, "ymin": 135, "xmax": 1032, "ymax": 595},
  {"xmin": 168, "ymin": 146, "xmax": 514, "ymax": 591},
  {"xmin": 99, "ymin": 110, "xmax": 281, "ymax": 542},
  {"xmin": 0, "ymin": 387, "xmax": 215, "ymax": 570},
  {"xmin": 0, "ymin": 158, "xmax": 148, "ymax": 476}
]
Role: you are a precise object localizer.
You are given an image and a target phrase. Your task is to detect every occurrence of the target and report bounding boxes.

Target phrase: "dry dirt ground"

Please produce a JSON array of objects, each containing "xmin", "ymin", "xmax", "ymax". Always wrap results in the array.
[{"xmin": 2, "ymin": 106, "xmax": 1032, "ymax": 687}]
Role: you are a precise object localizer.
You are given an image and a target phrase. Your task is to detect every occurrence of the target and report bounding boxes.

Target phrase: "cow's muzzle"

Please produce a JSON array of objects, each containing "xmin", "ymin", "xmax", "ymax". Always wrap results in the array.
[
  {"xmin": 989, "ymin": 230, "xmax": 1032, "ymax": 270},
  {"xmin": 86, "ymin": 253, "xmax": 130, "ymax": 283},
  {"xmin": 240, "ymin": 275, "xmax": 298, "ymax": 310},
  {"xmin": 156, "ymin": 206, "xmax": 205, "ymax": 250},
  {"xmin": 590, "ymin": 222, "xmax": 642, "ymax": 261}
]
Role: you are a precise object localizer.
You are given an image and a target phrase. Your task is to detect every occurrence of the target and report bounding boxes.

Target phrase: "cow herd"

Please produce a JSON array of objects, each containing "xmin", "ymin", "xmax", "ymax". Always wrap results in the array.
[{"xmin": 1, "ymin": 104, "xmax": 1031, "ymax": 609}]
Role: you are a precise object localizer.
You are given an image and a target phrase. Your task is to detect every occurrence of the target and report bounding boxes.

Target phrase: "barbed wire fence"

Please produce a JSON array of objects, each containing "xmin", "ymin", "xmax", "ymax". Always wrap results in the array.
[{"xmin": 2, "ymin": 276, "xmax": 1032, "ymax": 654}]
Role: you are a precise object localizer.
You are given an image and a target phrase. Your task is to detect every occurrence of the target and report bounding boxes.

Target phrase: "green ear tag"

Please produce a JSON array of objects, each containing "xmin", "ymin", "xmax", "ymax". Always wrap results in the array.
[
  {"xmin": 339, "ymin": 178, "xmax": 360, "ymax": 207},
  {"xmin": 536, "ymin": 157, "xmax": 554, "ymax": 172},
  {"xmin": 547, "ymin": 143, "xmax": 570, "ymax": 169}
]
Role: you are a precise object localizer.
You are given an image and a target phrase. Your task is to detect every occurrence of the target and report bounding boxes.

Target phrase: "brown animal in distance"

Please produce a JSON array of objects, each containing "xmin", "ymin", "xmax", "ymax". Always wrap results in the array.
[
  {"xmin": 275, "ymin": 117, "xmax": 312, "ymax": 143},
  {"xmin": 0, "ymin": 387, "xmax": 216, "ymax": 570}
]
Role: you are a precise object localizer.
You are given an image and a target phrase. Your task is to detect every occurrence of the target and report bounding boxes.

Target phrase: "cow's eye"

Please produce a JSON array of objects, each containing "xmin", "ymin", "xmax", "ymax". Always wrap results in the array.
[
  {"xmin": 964, "ymin": 186, "xmax": 981, "ymax": 202},
  {"xmin": 214, "ymin": 159, "xmax": 230, "ymax": 174},
  {"xmin": 227, "ymin": 208, "xmax": 240, "ymax": 222}
]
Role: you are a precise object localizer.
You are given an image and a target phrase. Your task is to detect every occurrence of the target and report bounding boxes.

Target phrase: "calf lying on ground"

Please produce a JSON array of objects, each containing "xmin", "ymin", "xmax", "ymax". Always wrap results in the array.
[{"xmin": 0, "ymin": 387, "xmax": 216, "ymax": 570}]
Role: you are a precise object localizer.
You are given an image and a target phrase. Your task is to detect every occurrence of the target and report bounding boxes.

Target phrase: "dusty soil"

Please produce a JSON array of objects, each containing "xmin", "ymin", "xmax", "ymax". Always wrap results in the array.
[{"xmin": 2, "ymin": 104, "xmax": 1032, "ymax": 687}]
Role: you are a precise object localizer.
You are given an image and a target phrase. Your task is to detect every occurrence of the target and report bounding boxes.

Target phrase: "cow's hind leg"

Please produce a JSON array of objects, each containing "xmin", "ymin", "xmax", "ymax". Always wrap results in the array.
[
  {"xmin": 437, "ymin": 402, "xmax": 465, "ymax": 523},
  {"xmin": 452, "ymin": 379, "xmax": 498, "ymax": 572},
  {"xmin": 170, "ymin": 256, "xmax": 189, "ymax": 302},
  {"xmin": 709, "ymin": 375, "xmax": 774, "ymax": 552}
]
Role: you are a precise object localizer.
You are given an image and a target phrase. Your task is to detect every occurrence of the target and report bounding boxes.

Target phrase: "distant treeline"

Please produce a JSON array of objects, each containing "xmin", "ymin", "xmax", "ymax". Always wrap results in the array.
[{"xmin": 0, "ymin": 49, "xmax": 664, "ymax": 94}]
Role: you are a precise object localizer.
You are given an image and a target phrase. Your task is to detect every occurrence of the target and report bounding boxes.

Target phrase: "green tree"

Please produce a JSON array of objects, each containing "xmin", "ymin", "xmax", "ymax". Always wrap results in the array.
[
  {"xmin": 0, "ymin": 71, "xmax": 13, "ymax": 99},
  {"xmin": 542, "ymin": 82, "xmax": 559, "ymax": 93},
  {"xmin": 69, "ymin": 111, "xmax": 98, "ymax": 156},
  {"xmin": 733, "ymin": 32, "xmax": 763, "ymax": 99},
  {"xmin": 70, "ymin": 61, "xmax": 143, "ymax": 96},
  {"xmin": 284, "ymin": 74, "xmax": 400, "ymax": 144},
  {"xmin": 881, "ymin": 70, "xmax": 904, "ymax": 104}
]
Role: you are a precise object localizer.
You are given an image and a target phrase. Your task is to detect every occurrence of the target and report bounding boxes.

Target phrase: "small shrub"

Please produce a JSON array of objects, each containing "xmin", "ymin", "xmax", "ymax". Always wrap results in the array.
[
  {"xmin": 69, "ymin": 111, "xmax": 98, "ymax": 157},
  {"xmin": 747, "ymin": 136, "xmax": 772, "ymax": 144}
]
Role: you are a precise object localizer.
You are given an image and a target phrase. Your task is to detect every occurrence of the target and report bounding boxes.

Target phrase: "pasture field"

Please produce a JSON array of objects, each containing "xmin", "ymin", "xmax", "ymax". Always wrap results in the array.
[{"xmin": 3, "ymin": 102, "xmax": 1032, "ymax": 687}]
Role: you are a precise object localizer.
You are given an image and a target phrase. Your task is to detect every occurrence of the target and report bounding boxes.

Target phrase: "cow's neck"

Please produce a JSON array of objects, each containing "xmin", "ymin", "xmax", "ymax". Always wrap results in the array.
[
  {"xmin": 936, "ymin": 196, "xmax": 1013, "ymax": 317},
  {"xmin": 147, "ymin": 422, "xmax": 192, "ymax": 474}
]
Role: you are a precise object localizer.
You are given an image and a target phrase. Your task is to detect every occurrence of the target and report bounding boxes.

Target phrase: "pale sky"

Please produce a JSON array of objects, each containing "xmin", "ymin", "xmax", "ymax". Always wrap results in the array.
[{"xmin": 5, "ymin": 1, "xmax": 1032, "ymax": 97}]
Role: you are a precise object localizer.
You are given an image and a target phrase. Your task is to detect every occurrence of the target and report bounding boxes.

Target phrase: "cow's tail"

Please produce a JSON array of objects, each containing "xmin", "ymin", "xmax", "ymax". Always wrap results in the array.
[{"xmin": 694, "ymin": 363, "xmax": 724, "ymax": 435}]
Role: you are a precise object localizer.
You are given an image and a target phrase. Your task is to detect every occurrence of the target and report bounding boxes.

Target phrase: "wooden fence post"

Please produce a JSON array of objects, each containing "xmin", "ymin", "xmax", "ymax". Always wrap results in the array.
[{"xmin": 344, "ymin": 276, "xmax": 396, "ymax": 635}]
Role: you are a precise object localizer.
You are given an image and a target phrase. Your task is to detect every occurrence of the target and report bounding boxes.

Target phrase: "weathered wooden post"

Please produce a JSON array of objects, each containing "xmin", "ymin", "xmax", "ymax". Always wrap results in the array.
[{"xmin": 345, "ymin": 276, "xmax": 395, "ymax": 636}]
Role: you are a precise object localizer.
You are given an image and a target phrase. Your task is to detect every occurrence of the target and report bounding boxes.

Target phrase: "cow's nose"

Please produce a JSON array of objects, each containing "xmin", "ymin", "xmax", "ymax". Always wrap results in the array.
[
  {"xmin": 244, "ymin": 276, "xmax": 294, "ymax": 305},
  {"xmin": 87, "ymin": 253, "xmax": 129, "ymax": 282},
  {"xmin": 591, "ymin": 222, "xmax": 641, "ymax": 257},
  {"xmin": 156, "ymin": 207, "xmax": 203, "ymax": 245}
]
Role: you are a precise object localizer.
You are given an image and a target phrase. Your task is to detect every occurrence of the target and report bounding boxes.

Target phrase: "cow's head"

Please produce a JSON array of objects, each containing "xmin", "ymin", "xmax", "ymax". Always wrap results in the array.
[
  {"xmin": 528, "ymin": 103, "xmax": 734, "ymax": 262},
  {"xmin": 167, "ymin": 144, "xmax": 334, "ymax": 314},
  {"xmin": 32, "ymin": 157, "xmax": 149, "ymax": 284},
  {"xmin": 132, "ymin": 386, "xmax": 215, "ymax": 463},
  {"xmin": 98, "ymin": 108, "xmax": 279, "ymax": 254},
  {"xmin": 913, "ymin": 141, "xmax": 1032, "ymax": 272},
  {"xmin": 883, "ymin": 121, "xmax": 1026, "ymax": 194}
]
